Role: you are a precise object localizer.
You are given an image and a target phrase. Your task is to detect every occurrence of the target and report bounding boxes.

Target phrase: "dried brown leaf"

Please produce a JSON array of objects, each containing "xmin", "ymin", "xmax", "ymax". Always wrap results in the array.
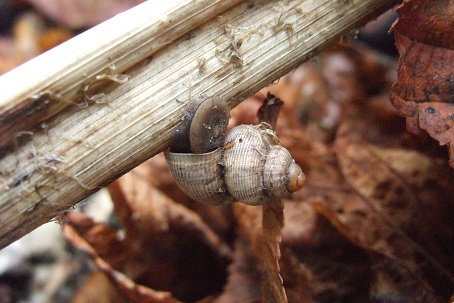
[
  {"xmin": 257, "ymin": 93, "xmax": 284, "ymax": 129},
  {"xmin": 110, "ymin": 167, "xmax": 229, "ymax": 301},
  {"xmin": 214, "ymin": 239, "xmax": 261, "ymax": 303},
  {"xmin": 63, "ymin": 214, "xmax": 182, "ymax": 303},
  {"xmin": 288, "ymin": 157, "xmax": 372, "ymax": 302},
  {"xmin": 273, "ymin": 41, "xmax": 454, "ymax": 301},
  {"xmin": 260, "ymin": 200, "xmax": 287, "ymax": 303},
  {"xmin": 389, "ymin": 0, "xmax": 454, "ymax": 168},
  {"xmin": 256, "ymin": 94, "xmax": 289, "ymax": 303},
  {"xmin": 231, "ymin": 204, "xmax": 314, "ymax": 303},
  {"xmin": 71, "ymin": 271, "xmax": 129, "ymax": 303},
  {"xmin": 108, "ymin": 163, "xmax": 226, "ymax": 254},
  {"xmin": 331, "ymin": 127, "xmax": 454, "ymax": 301},
  {"xmin": 278, "ymin": 250, "xmax": 313, "ymax": 303},
  {"xmin": 64, "ymin": 162, "xmax": 230, "ymax": 302},
  {"xmin": 232, "ymin": 201, "xmax": 288, "ymax": 303}
]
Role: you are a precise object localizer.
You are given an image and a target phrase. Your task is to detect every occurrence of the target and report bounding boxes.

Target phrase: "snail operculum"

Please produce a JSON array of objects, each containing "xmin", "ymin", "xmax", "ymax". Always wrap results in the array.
[
  {"xmin": 170, "ymin": 93, "xmax": 230, "ymax": 154},
  {"xmin": 165, "ymin": 94, "xmax": 234, "ymax": 205}
]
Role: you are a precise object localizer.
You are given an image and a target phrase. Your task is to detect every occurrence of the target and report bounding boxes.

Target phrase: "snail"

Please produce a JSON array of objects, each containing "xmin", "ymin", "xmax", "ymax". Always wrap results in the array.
[{"xmin": 164, "ymin": 93, "xmax": 305, "ymax": 206}]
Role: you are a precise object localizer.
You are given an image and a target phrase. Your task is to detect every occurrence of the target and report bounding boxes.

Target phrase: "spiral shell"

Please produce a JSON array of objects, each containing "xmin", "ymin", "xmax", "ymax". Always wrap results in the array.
[
  {"xmin": 165, "ymin": 95, "xmax": 305, "ymax": 206},
  {"xmin": 223, "ymin": 123, "xmax": 303, "ymax": 205},
  {"xmin": 264, "ymin": 146, "xmax": 305, "ymax": 199}
]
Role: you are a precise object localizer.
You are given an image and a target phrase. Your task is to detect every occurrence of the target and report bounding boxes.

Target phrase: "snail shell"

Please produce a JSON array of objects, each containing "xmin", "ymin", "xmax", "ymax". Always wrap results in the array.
[{"xmin": 165, "ymin": 95, "xmax": 305, "ymax": 206}]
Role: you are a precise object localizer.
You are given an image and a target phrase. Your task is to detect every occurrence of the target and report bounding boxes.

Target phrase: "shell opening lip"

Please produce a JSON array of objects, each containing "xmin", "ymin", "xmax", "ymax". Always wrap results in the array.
[{"xmin": 286, "ymin": 162, "xmax": 305, "ymax": 192}]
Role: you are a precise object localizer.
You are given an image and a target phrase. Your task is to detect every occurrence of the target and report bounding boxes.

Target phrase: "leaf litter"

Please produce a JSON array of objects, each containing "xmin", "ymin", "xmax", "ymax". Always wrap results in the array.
[
  {"xmin": 1, "ymin": 1, "xmax": 454, "ymax": 301},
  {"xmin": 63, "ymin": 39, "xmax": 454, "ymax": 302}
]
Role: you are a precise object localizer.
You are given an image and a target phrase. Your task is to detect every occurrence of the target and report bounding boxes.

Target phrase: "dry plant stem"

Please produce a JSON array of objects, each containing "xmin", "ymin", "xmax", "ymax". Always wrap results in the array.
[
  {"xmin": 0, "ymin": 0, "xmax": 399, "ymax": 248},
  {"xmin": 258, "ymin": 94, "xmax": 286, "ymax": 302},
  {"xmin": 0, "ymin": 0, "xmax": 245, "ymax": 150},
  {"xmin": 258, "ymin": 93, "xmax": 284, "ymax": 129},
  {"xmin": 261, "ymin": 200, "xmax": 287, "ymax": 303}
]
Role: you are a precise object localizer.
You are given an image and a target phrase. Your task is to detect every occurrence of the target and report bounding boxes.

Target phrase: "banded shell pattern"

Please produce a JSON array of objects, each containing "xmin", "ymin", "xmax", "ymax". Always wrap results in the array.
[
  {"xmin": 223, "ymin": 123, "xmax": 304, "ymax": 205},
  {"xmin": 164, "ymin": 149, "xmax": 234, "ymax": 205},
  {"xmin": 165, "ymin": 94, "xmax": 304, "ymax": 206}
]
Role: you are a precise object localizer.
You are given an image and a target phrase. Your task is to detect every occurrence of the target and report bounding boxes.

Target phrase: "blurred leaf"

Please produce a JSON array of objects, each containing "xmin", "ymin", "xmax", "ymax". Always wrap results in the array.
[
  {"xmin": 389, "ymin": 0, "xmax": 454, "ymax": 169},
  {"xmin": 71, "ymin": 271, "xmax": 129, "ymax": 303},
  {"xmin": 37, "ymin": 27, "xmax": 73, "ymax": 52},
  {"xmin": 63, "ymin": 213, "xmax": 182, "ymax": 303},
  {"xmin": 28, "ymin": 0, "xmax": 144, "ymax": 28},
  {"xmin": 214, "ymin": 239, "xmax": 262, "ymax": 303},
  {"xmin": 0, "ymin": 37, "xmax": 16, "ymax": 74},
  {"xmin": 64, "ymin": 161, "xmax": 230, "ymax": 302}
]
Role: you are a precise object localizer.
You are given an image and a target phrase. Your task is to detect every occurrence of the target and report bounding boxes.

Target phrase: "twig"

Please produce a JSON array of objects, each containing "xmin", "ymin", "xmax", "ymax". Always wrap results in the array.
[{"xmin": 258, "ymin": 93, "xmax": 284, "ymax": 129}]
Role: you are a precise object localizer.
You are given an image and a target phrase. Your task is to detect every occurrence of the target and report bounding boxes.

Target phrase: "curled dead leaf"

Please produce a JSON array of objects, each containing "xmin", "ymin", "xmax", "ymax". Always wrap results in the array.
[
  {"xmin": 63, "ymin": 213, "xmax": 182, "ymax": 303},
  {"xmin": 64, "ymin": 162, "xmax": 231, "ymax": 302}
]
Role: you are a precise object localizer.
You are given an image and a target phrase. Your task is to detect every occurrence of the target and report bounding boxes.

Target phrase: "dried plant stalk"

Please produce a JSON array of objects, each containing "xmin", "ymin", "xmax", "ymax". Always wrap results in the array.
[
  {"xmin": 0, "ymin": 0, "xmax": 245, "ymax": 149},
  {"xmin": 257, "ymin": 94, "xmax": 287, "ymax": 303},
  {"xmin": 0, "ymin": 0, "xmax": 399, "ymax": 248},
  {"xmin": 261, "ymin": 200, "xmax": 287, "ymax": 303}
]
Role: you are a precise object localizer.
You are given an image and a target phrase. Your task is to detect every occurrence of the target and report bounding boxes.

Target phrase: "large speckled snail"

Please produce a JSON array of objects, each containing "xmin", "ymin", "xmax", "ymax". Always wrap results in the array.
[{"xmin": 164, "ymin": 93, "xmax": 305, "ymax": 206}]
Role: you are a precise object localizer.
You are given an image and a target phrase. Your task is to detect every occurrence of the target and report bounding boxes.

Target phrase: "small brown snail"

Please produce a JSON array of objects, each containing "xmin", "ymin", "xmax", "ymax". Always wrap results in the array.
[{"xmin": 165, "ymin": 94, "xmax": 305, "ymax": 206}]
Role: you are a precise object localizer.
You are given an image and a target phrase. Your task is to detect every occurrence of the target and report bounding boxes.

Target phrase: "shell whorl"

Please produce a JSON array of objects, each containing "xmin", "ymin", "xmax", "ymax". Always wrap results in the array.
[
  {"xmin": 222, "ymin": 123, "xmax": 304, "ymax": 205},
  {"xmin": 223, "ymin": 124, "xmax": 269, "ymax": 205},
  {"xmin": 164, "ymin": 149, "xmax": 233, "ymax": 205},
  {"xmin": 165, "ymin": 94, "xmax": 232, "ymax": 205},
  {"xmin": 286, "ymin": 162, "xmax": 305, "ymax": 192},
  {"xmin": 263, "ymin": 145, "xmax": 294, "ymax": 199}
]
